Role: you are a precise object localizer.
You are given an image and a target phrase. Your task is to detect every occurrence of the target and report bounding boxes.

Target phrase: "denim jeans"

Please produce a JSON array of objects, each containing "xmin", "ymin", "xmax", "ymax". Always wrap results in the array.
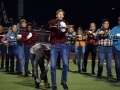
[
  {"xmin": 75, "ymin": 46, "xmax": 85, "ymax": 71},
  {"xmin": 113, "ymin": 46, "xmax": 120, "ymax": 80},
  {"xmin": 8, "ymin": 45, "xmax": 18, "ymax": 71},
  {"xmin": 66, "ymin": 45, "xmax": 75, "ymax": 58},
  {"xmin": 24, "ymin": 45, "xmax": 34, "ymax": 75},
  {"xmin": 98, "ymin": 46, "xmax": 112, "ymax": 76},
  {"xmin": 17, "ymin": 45, "xmax": 24, "ymax": 72},
  {"xmin": 50, "ymin": 43, "xmax": 68, "ymax": 86}
]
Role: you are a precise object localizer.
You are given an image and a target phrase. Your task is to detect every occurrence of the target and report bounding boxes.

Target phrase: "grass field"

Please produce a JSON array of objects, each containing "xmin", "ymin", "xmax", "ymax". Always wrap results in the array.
[{"xmin": 0, "ymin": 60, "xmax": 120, "ymax": 90}]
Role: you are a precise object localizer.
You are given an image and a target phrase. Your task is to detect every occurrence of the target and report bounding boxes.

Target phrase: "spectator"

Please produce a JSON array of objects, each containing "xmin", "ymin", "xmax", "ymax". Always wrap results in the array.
[
  {"xmin": 6, "ymin": 24, "xmax": 19, "ymax": 72},
  {"xmin": 38, "ymin": 25, "xmax": 45, "ymax": 42},
  {"xmin": 0, "ymin": 24, "xmax": 6, "ymax": 68},
  {"xmin": 22, "ymin": 22, "xmax": 36, "ymax": 77},
  {"xmin": 1, "ymin": 27, "xmax": 12, "ymax": 71}
]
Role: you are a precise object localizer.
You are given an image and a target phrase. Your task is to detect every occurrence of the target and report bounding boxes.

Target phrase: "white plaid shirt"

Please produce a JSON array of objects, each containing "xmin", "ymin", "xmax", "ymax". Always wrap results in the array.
[{"xmin": 96, "ymin": 28, "xmax": 113, "ymax": 46}]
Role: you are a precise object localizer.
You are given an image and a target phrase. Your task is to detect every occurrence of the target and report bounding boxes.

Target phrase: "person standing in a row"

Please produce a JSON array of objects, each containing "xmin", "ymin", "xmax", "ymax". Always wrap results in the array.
[
  {"xmin": 6, "ymin": 25, "xmax": 19, "ymax": 72},
  {"xmin": 0, "ymin": 25, "xmax": 6, "ymax": 68},
  {"xmin": 16, "ymin": 19, "xmax": 27, "ymax": 74},
  {"xmin": 74, "ymin": 27, "xmax": 86, "ymax": 72},
  {"xmin": 96, "ymin": 19, "xmax": 113, "ymax": 78},
  {"xmin": 109, "ymin": 17, "xmax": 120, "ymax": 82},
  {"xmin": 22, "ymin": 23, "xmax": 36, "ymax": 77},
  {"xmin": 83, "ymin": 23, "xmax": 97, "ymax": 75}
]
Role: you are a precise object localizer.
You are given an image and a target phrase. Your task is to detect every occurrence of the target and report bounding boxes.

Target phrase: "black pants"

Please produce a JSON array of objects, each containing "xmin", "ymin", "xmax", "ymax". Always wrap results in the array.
[
  {"xmin": 34, "ymin": 57, "xmax": 48, "ymax": 82},
  {"xmin": 83, "ymin": 44, "xmax": 97, "ymax": 73},
  {"xmin": 0, "ymin": 44, "xmax": 6, "ymax": 68},
  {"xmin": 5, "ymin": 53, "xmax": 10, "ymax": 71}
]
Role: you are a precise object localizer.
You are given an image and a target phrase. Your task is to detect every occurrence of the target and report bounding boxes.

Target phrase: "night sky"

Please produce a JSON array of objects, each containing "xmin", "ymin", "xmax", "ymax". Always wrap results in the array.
[{"xmin": 3, "ymin": 0, "xmax": 120, "ymax": 30}]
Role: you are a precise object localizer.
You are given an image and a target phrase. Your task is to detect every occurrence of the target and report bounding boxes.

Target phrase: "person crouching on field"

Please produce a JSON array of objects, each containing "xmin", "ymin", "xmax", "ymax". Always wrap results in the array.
[
  {"xmin": 30, "ymin": 44, "xmax": 51, "ymax": 88},
  {"xmin": 74, "ymin": 27, "xmax": 87, "ymax": 72},
  {"xmin": 22, "ymin": 23, "xmax": 36, "ymax": 77}
]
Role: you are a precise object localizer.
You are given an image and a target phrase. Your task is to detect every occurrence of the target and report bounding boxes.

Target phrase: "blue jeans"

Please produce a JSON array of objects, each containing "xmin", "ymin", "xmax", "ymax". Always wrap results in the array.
[
  {"xmin": 98, "ymin": 46, "xmax": 112, "ymax": 76},
  {"xmin": 113, "ymin": 46, "xmax": 120, "ymax": 80},
  {"xmin": 50, "ymin": 43, "xmax": 68, "ymax": 86},
  {"xmin": 17, "ymin": 45, "xmax": 24, "ymax": 72},
  {"xmin": 8, "ymin": 45, "xmax": 18, "ymax": 71},
  {"xmin": 24, "ymin": 45, "xmax": 34, "ymax": 75},
  {"xmin": 66, "ymin": 45, "xmax": 75, "ymax": 58},
  {"xmin": 75, "ymin": 46, "xmax": 85, "ymax": 71}
]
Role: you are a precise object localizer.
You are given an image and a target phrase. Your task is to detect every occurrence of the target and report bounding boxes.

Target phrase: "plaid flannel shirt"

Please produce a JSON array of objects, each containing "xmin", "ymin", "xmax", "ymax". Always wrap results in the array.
[
  {"xmin": 96, "ymin": 28, "xmax": 113, "ymax": 46},
  {"xmin": 84, "ymin": 30, "xmax": 97, "ymax": 45},
  {"xmin": 22, "ymin": 30, "xmax": 36, "ymax": 46},
  {"xmin": 65, "ymin": 32, "xmax": 76, "ymax": 45},
  {"xmin": 6, "ymin": 31, "xmax": 18, "ymax": 45}
]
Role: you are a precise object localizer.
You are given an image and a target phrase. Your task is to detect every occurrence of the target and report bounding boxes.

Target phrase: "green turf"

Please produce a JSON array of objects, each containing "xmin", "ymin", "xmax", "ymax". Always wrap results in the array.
[{"xmin": 0, "ymin": 60, "xmax": 120, "ymax": 90}]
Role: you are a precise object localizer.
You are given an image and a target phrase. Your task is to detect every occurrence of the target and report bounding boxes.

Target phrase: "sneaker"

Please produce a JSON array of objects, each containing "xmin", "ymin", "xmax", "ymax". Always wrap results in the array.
[
  {"xmin": 82, "ymin": 69, "xmax": 86, "ymax": 73},
  {"xmin": 91, "ymin": 72, "xmax": 96, "ymax": 76},
  {"xmin": 52, "ymin": 86, "xmax": 57, "ymax": 90},
  {"xmin": 16, "ymin": 71, "xmax": 22, "ymax": 75},
  {"xmin": 61, "ymin": 83, "xmax": 68, "ymax": 90},
  {"xmin": 35, "ymin": 82, "xmax": 40, "ymax": 88},
  {"xmin": 116, "ymin": 79, "xmax": 120, "ymax": 83},
  {"xmin": 73, "ymin": 59, "xmax": 76, "ymax": 65},
  {"xmin": 24, "ymin": 74, "xmax": 29, "ymax": 77},
  {"xmin": 107, "ymin": 74, "xmax": 113, "ymax": 78}
]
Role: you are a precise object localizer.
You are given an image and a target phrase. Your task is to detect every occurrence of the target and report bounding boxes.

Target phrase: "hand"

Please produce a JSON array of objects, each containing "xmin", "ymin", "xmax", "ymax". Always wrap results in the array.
[
  {"xmin": 88, "ymin": 31, "xmax": 92, "ymax": 33},
  {"xmin": 36, "ymin": 79, "xmax": 40, "ymax": 83},
  {"xmin": 3, "ymin": 41, "xmax": 7, "ymax": 43},
  {"xmin": 60, "ymin": 21, "xmax": 66, "ymax": 28},
  {"xmin": 116, "ymin": 33, "xmax": 120, "ymax": 36},
  {"xmin": 17, "ymin": 34, "xmax": 22, "ymax": 38},
  {"xmin": 10, "ymin": 36, "xmax": 14, "ymax": 39},
  {"xmin": 61, "ymin": 28, "xmax": 66, "ymax": 32},
  {"xmin": 27, "ymin": 33, "xmax": 32, "ymax": 39},
  {"xmin": 93, "ymin": 33, "xmax": 96, "ymax": 36},
  {"xmin": 78, "ymin": 35, "xmax": 82, "ymax": 37}
]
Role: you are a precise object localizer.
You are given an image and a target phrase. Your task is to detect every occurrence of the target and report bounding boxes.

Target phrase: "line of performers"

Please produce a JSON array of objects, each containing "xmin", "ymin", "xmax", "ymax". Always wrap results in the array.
[
  {"xmin": 46, "ymin": 9, "xmax": 120, "ymax": 90},
  {"xmin": 0, "ymin": 9, "xmax": 120, "ymax": 90}
]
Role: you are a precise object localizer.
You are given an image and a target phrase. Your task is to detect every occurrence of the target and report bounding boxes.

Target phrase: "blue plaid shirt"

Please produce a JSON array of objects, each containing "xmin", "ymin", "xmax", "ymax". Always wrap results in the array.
[
  {"xmin": 6, "ymin": 31, "xmax": 18, "ymax": 45},
  {"xmin": 109, "ymin": 25, "xmax": 120, "ymax": 50}
]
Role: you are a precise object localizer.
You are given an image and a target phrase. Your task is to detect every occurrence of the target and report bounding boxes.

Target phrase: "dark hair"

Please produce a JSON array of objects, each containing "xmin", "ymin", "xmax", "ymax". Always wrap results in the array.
[
  {"xmin": 44, "ymin": 49, "xmax": 50, "ymax": 57},
  {"xmin": 102, "ymin": 19, "xmax": 109, "ymax": 24},
  {"xmin": 0, "ymin": 24, "xmax": 3, "ymax": 27},
  {"xmin": 26, "ymin": 22, "xmax": 33, "ymax": 29}
]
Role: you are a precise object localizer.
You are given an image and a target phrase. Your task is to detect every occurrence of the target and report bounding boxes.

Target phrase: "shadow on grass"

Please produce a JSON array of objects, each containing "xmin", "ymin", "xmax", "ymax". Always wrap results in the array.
[
  {"xmin": 13, "ymin": 82, "xmax": 51, "ymax": 90},
  {"xmin": 82, "ymin": 72, "xmax": 120, "ymax": 87}
]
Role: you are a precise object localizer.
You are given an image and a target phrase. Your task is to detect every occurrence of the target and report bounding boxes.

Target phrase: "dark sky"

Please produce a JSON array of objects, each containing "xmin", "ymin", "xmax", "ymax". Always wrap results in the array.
[{"xmin": 3, "ymin": 0, "xmax": 120, "ymax": 30}]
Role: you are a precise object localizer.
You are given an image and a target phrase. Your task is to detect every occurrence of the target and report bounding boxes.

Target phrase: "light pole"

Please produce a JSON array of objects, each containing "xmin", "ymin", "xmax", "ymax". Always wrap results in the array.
[{"xmin": 17, "ymin": 0, "xmax": 23, "ymax": 20}]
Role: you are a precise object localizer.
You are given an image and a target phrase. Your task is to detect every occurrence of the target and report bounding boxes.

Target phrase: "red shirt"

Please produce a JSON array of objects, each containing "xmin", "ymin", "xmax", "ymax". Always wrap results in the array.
[
  {"xmin": 0, "ymin": 31, "xmax": 6, "ymax": 43},
  {"xmin": 22, "ymin": 30, "xmax": 36, "ymax": 46},
  {"xmin": 46, "ymin": 19, "xmax": 68, "ymax": 44},
  {"xmin": 84, "ymin": 30, "xmax": 97, "ymax": 45}
]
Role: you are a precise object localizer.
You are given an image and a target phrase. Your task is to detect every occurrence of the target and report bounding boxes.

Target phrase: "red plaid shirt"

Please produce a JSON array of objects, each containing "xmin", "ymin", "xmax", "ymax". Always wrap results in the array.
[
  {"xmin": 22, "ymin": 30, "xmax": 36, "ymax": 46},
  {"xmin": 46, "ymin": 19, "xmax": 68, "ymax": 44},
  {"xmin": 84, "ymin": 30, "xmax": 97, "ymax": 45},
  {"xmin": 0, "ymin": 31, "xmax": 6, "ymax": 43}
]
